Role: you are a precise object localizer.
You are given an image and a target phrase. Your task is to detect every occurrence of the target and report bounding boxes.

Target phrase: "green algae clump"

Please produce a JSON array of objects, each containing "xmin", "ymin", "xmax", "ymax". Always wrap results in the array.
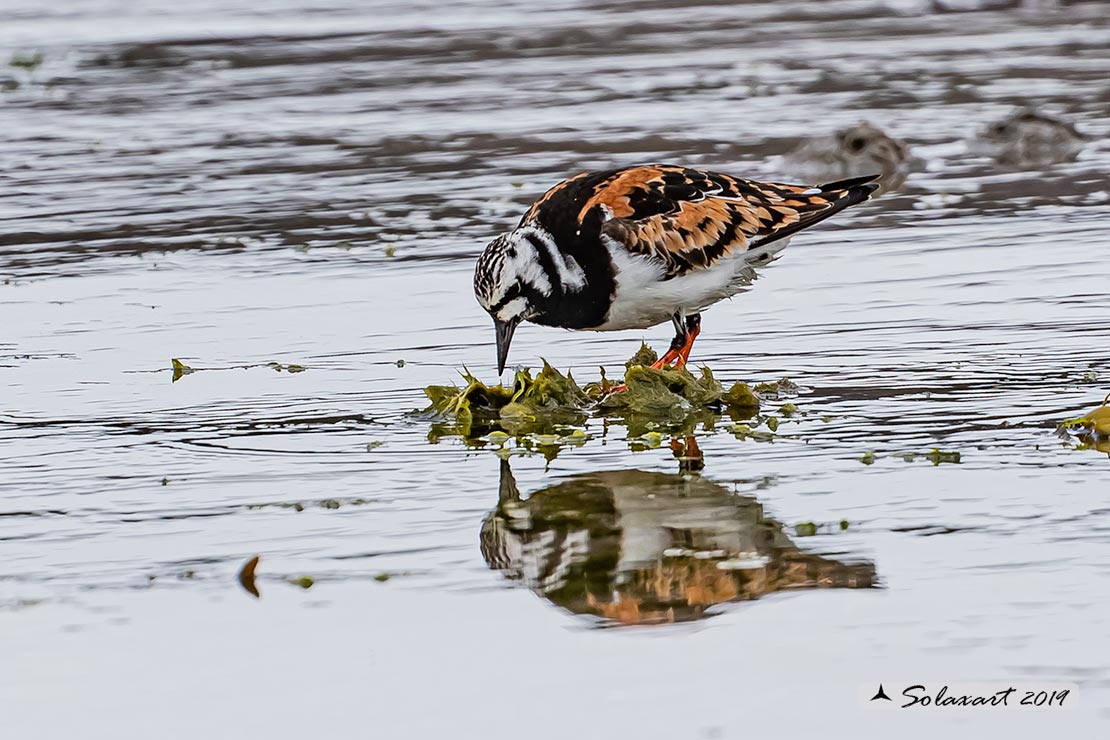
[
  {"xmin": 925, "ymin": 448, "xmax": 961, "ymax": 465},
  {"xmin": 422, "ymin": 347, "xmax": 778, "ymax": 451},
  {"xmin": 723, "ymin": 382, "xmax": 760, "ymax": 410},
  {"xmin": 1059, "ymin": 393, "xmax": 1110, "ymax": 436},
  {"xmin": 794, "ymin": 522, "xmax": 818, "ymax": 537},
  {"xmin": 424, "ymin": 362, "xmax": 588, "ymax": 439},
  {"xmin": 624, "ymin": 342, "xmax": 659, "ymax": 370},
  {"xmin": 753, "ymin": 378, "xmax": 799, "ymax": 399},
  {"xmin": 171, "ymin": 358, "xmax": 194, "ymax": 382},
  {"xmin": 596, "ymin": 364, "xmax": 722, "ymax": 414},
  {"xmin": 1058, "ymin": 392, "xmax": 1110, "ymax": 452}
]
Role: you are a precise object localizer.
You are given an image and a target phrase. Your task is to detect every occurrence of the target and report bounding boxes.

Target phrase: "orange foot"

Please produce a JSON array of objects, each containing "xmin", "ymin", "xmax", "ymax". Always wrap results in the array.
[{"xmin": 652, "ymin": 318, "xmax": 701, "ymax": 370}]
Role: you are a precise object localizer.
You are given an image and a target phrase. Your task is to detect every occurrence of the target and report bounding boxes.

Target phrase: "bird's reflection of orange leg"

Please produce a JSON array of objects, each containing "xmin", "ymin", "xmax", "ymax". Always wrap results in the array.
[{"xmin": 670, "ymin": 435, "xmax": 704, "ymax": 472}]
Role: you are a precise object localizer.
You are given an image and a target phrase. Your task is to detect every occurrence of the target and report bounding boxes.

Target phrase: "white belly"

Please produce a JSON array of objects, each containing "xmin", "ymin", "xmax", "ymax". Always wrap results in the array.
[{"xmin": 590, "ymin": 238, "xmax": 790, "ymax": 331}]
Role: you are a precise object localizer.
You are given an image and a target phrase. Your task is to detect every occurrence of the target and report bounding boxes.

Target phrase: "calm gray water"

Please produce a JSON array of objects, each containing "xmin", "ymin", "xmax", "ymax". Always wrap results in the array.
[{"xmin": 2, "ymin": 1, "xmax": 1109, "ymax": 737}]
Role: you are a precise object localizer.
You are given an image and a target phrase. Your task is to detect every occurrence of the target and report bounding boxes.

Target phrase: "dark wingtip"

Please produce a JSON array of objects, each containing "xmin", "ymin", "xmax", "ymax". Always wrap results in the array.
[
  {"xmin": 817, "ymin": 173, "xmax": 882, "ymax": 206},
  {"xmin": 817, "ymin": 173, "xmax": 882, "ymax": 192},
  {"xmin": 747, "ymin": 173, "xmax": 880, "ymax": 251}
]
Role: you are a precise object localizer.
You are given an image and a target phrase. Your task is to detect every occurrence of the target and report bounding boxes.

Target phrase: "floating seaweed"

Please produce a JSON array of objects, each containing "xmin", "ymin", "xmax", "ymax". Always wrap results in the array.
[
  {"xmin": 1058, "ymin": 393, "xmax": 1110, "ymax": 453},
  {"xmin": 861, "ymin": 449, "xmax": 961, "ymax": 465},
  {"xmin": 421, "ymin": 345, "xmax": 781, "ymax": 456},
  {"xmin": 9, "ymin": 51, "xmax": 44, "ymax": 72},
  {"xmin": 169, "ymin": 357, "xmax": 306, "ymax": 382},
  {"xmin": 171, "ymin": 358, "xmax": 194, "ymax": 382},
  {"xmin": 267, "ymin": 362, "xmax": 306, "ymax": 373},
  {"xmin": 925, "ymin": 448, "xmax": 961, "ymax": 466},
  {"xmin": 238, "ymin": 555, "xmax": 261, "ymax": 598}
]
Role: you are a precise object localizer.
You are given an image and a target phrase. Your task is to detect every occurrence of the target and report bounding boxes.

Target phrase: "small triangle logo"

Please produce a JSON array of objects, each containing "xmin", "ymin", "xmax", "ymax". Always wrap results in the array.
[{"xmin": 871, "ymin": 684, "xmax": 892, "ymax": 701}]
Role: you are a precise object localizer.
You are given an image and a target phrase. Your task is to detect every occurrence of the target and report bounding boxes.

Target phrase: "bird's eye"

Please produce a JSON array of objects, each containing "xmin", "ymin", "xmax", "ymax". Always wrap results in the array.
[{"xmin": 847, "ymin": 136, "xmax": 866, "ymax": 153}]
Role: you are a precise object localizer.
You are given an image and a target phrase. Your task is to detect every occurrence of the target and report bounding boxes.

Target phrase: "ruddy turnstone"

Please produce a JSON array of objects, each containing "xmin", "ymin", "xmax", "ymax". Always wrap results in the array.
[{"xmin": 474, "ymin": 165, "xmax": 879, "ymax": 374}]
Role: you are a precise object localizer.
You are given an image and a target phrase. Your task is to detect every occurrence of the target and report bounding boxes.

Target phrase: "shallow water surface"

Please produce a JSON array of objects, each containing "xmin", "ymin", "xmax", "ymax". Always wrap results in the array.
[{"xmin": 2, "ymin": 0, "xmax": 1110, "ymax": 737}]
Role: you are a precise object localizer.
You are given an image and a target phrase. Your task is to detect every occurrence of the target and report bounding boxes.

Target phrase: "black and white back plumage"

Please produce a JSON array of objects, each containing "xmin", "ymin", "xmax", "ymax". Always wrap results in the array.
[{"xmin": 474, "ymin": 164, "xmax": 879, "ymax": 370}]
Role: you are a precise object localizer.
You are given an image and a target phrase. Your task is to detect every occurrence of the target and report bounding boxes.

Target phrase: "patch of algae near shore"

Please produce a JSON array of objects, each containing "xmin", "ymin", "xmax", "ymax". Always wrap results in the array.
[{"xmin": 421, "ymin": 344, "xmax": 767, "ymax": 451}]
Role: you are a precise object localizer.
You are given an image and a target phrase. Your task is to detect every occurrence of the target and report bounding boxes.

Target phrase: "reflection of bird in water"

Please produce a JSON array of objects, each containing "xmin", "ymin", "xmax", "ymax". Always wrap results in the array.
[
  {"xmin": 974, "ymin": 108, "xmax": 1085, "ymax": 166},
  {"xmin": 480, "ymin": 461, "xmax": 876, "ymax": 626},
  {"xmin": 783, "ymin": 122, "xmax": 910, "ymax": 190}
]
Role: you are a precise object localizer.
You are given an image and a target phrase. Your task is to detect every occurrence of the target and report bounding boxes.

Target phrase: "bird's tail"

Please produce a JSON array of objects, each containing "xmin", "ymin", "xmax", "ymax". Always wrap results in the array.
[
  {"xmin": 749, "ymin": 173, "xmax": 880, "ymax": 253},
  {"xmin": 816, "ymin": 173, "xmax": 882, "ymax": 205}
]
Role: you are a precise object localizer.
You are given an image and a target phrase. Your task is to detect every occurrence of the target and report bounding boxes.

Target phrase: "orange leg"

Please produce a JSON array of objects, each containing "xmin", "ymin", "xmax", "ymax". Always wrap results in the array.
[
  {"xmin": 649, "ymin": 347, "xmax": 681, "ymax": 370},
  {"xmin": 676, "ymin": 315, "xmax": 701, "ymax": 367},
  {"xmin": 651, "ymin": 314, "xmax": 702, "ymax": 369},
  {"xmin": 670, "ymin": 435, "xmax": 705, "ymax": 472}
]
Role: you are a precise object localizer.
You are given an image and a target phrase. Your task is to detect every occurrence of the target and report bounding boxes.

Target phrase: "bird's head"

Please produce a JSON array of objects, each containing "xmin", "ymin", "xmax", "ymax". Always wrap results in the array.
[{"xmin": 473, "ymin": 230, "xmax": 551, "ymax": 374}]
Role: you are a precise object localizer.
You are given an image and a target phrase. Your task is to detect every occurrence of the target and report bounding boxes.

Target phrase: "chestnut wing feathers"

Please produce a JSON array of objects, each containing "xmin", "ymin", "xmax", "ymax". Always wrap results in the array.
[{"xmin": 570, "ymin": 165, "xmax": 878, "ymax": 278}]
